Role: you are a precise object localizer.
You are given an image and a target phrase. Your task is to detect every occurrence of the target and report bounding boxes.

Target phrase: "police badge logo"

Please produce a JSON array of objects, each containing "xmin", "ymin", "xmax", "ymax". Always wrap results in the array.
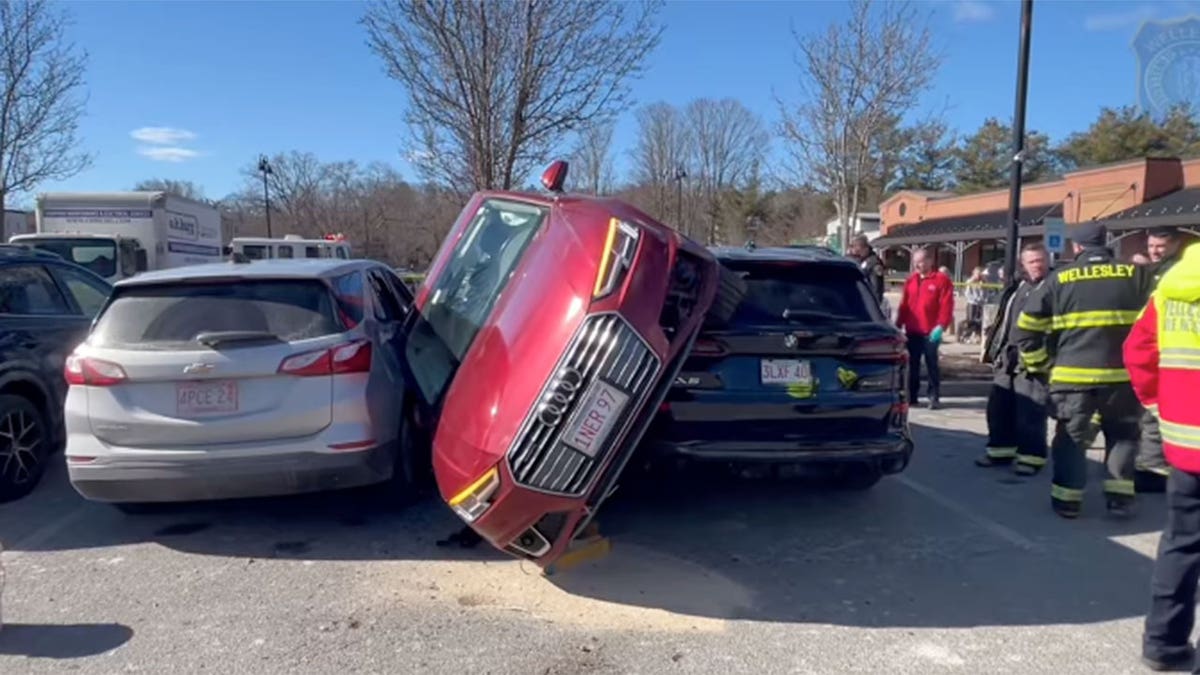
[{"xmin": 1134, "ymin": 16, "xmax": 1200, "ymax": 118}]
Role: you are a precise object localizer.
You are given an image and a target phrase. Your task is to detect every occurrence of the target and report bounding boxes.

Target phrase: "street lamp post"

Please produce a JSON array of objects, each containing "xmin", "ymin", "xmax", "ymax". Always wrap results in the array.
[
  {"xmin": 673, "ymin": 164, "xmax": 687, "ymax": 230},
  {"xmin": 1004, "ymin": 0, "xmax": 1034, "ymax": 285},
  {"xmin": 258, "ymin": 155, "xmax": 274, "ymax": 238}
]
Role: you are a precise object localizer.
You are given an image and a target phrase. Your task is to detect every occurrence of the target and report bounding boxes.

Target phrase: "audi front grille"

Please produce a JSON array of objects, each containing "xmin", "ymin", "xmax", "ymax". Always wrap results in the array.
[{"xmin": 506, "ymin": 313, "xmax": 661, "ymax": 496}]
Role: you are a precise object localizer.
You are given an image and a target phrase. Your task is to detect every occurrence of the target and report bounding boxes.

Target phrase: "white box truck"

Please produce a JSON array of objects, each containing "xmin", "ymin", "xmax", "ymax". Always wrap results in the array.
[{"xmin": 9, "ymin": 192, "xmax": 223, "ymax": 283}]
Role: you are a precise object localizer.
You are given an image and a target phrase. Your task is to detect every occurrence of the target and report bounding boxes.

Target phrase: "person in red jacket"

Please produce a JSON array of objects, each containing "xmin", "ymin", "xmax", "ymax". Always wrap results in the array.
[
  {"xmin": 1124, "ymin": 242, "xmax": 1200, "ymax": 672},
  {"xmin": 897, "ymin": 247, "xmax": 955, "ymax": 409}
]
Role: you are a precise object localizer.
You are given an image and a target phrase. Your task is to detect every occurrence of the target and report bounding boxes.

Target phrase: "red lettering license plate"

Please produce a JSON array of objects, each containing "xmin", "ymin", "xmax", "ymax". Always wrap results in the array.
[
  {"xmin": 760, "ymin": 359, "xmax": 813, "ymax": 386},
  {"xmin": 176, "ymin": 380, "xmax": 239, "ymax": 416},
  {"xmin": 563, "ymin": 381, "xmax": 629, "ymax": 459}
]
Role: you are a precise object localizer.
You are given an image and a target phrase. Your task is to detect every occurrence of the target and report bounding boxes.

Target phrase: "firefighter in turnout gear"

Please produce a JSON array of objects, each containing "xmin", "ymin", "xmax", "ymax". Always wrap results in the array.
[
  {"xmin": 977, "ymin": 243, "xmax": 1049, "ymax": 474},
  {"xmin": 1124, "ymin": 243, "xmax": 1200, "ymax": 671},
  {"xmin": 1136, "ymin": 227, "xmax": 1188, "ymax": 492},
  {"xmin": 1013, "ymin": 221, "xmax": 1152, "ymax": 519}
]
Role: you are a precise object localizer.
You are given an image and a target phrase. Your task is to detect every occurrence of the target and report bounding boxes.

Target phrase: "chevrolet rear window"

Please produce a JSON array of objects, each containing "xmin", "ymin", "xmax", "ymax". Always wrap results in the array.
[{"xmin": 91, "ymin": 279, "xmax": 341, "ymax": 349}]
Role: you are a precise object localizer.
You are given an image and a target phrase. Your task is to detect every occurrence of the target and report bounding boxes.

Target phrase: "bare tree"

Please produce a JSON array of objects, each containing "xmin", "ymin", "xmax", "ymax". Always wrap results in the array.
[
  {"xmin": 687, "ymin": 98, "xmax": 769, "ymax": 244},
  {"xmin": 631, "ymin": 102, "xmax": 690, "ymax": 229},
  {"xmin": 570, "ymin": 119, "xmax": 616, "ymax": 195},
  {"xmin": 0, "ymin": 0, "xmax": 90, "ymax": 212},
  {"xmin": 363, "ymin": 0, "xmax": 663, "ymax": 192},
  {"xmin": 778, "ymin": 0, "xmax": 940, "ymax": 252},
  {"xmin": 132, "ymin": 178, "xmax": 206, "ymax": 201}
]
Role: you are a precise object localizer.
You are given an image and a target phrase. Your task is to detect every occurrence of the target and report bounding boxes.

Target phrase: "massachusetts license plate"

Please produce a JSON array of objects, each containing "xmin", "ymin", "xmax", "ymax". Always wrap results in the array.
[
  {"xmin": 176, "ymin": 380, "xmax": 239, "ymax": 416},
  {"xmin": 563, "ymin": 381, "xmax": 629, "ymax": 458},
  {"xmin": 761, "ymin": 359, "xmax": 813, "ymax": 386}
]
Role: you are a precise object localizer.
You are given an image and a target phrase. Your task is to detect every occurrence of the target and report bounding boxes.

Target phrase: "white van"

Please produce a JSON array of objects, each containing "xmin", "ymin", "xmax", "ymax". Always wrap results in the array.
[{"xmin": 229, "ymin": 235, "xmax": 351, "ymax": 261}]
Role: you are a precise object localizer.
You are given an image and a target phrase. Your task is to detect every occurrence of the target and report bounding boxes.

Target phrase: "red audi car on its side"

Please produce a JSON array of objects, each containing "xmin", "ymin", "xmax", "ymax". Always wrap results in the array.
[{"xmin": 405, "ymin": 162, "xmax": 719, "ymax": 567}]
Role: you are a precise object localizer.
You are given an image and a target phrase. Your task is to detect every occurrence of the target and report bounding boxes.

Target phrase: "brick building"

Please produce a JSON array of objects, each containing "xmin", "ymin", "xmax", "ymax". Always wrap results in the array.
[{"xmin": 871, "ymin": 157, "xmax": 1200, "ymax": 280}]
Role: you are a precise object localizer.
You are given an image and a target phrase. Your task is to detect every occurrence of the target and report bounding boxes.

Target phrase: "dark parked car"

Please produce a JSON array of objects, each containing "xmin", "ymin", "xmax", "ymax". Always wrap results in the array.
[
  {"xmin": 0, "ymin": 246, "xmax": 113, "ymax": 501},
  {"xmin": 645, "ymin": 245, "xmax": 913, "ymax": 489}
]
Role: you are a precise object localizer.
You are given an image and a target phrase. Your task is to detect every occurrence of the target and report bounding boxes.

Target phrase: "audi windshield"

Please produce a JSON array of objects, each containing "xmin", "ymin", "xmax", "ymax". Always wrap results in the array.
[{"xmin": 404, "ymin": 199, "xmax": 547, "ymax": 405}]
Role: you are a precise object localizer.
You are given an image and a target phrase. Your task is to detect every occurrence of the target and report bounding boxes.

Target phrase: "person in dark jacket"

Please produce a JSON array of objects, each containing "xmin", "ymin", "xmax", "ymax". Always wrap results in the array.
[
  {"xmin": 1137, "ymin": 227, "xmax": 1188, "ymax": 492},
  {"xmin": 849, "ymin": 234, "xmax": 886, "ymax": 304},
  {"xmin": 977, "ymin": 243, "xmax": 1049, "ymax": 474},
  {"xmin": 1013, "ymin": 221, "xmax": 1153, "ymax": 519}
]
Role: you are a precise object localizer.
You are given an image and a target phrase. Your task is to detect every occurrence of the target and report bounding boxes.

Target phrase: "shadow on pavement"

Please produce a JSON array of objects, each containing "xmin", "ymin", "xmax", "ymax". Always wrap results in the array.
[
  {"xmin": 0, "ymin": 623, "xmax": 133, "ymax": 658},
  {"xmin": 545, "ymin": 419, "xmax": 1168, "ymax": 629}
]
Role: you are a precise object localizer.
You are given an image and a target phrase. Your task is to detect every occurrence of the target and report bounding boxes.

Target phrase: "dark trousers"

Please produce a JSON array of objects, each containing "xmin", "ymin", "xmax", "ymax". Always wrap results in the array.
[
  {"xmin": 1140, "ymin": 410, "xmax": 1170, "ymax": 474},
  {"xmin": 1049, "ymin": 384, "xmax": 1141, "ymax": 506},
  {"xmin": 906, "ymin": 334, "xmax": 941, "ymax": 404},
  {"xmin": 1145, "ymin": 469, "xmax": 1200, "ymax": 671},
  {"xmin": 985, "ymin": 365, "xmax": 1048, "ymax": 467}
]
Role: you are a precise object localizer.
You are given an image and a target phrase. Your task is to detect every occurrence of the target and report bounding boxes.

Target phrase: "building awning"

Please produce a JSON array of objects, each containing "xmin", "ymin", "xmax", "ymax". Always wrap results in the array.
[
  {"xmin": 1102, "ymin": 187, "xmax": 1200, "ymax": 230},
  {"xmin": 873, "ymin": 204, "xmax": 1062, "ymax": 247}
]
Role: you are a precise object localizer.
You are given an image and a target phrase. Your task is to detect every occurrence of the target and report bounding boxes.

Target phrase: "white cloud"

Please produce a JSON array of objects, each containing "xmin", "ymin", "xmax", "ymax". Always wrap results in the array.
[
  {"xmin": 1084, "ymin": 6, "xmax": 1159, "ymax": 31},
  {"xmin": 954, "ymin": 1, "xmax": 995, "ymax": 23},
  {"xmin": 130, "ymin": 126, "xmax": 197, "ymax": 145},
  {"xmin": 137, "ymin": 146, "xmax": 200, "ymax": 163}
]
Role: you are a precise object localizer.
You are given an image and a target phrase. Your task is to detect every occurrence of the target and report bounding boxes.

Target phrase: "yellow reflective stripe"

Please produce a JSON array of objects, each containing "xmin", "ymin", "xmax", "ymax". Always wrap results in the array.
[
  {"xmin": 1050, "ymin": 366, "xmax": 1131, "ymax": 384},
  {"xmin": 1161, "ymin": 348, "xmax": 1200, "ymax": 370},
  {"xmin": 1051, "ymin": 484, "xmax": 1083, "ymax": 502},
  {"xmin": 987, "ymin": 447, "xmax": 1017, "ymax": 459},
  {"xmin": 1103, "ymin": 479, "xmax": 1136, "ymax": 496},
  {"xmin": 1049, "ymin": 310, "xmax": 1140, "ymax": 330},
  {"xmin": 1091, "ymin": 412, "xmax": 1103, "ymax": 425},
  {"xmin": 1162, "ymin": 420, "xmax": 1200, "ymax": 450},
  {"xmin": 1145, "ymin": 403, "xmax": 1159, "ymax": 418},
  {"xmin": 1017, "ymin": 313, "xmax": 1051, "ymax": 332},
  {"xmin": 1161, "ymin": 358, "xmax": 1200, "ymax": 370},
  {"xmin": 1016, "ymin": 454, "xmax": 1047, "ymax": 467},
  {"xmin": 1020, "ymin": 347, "xmax": 1049, "ymax": 366}
]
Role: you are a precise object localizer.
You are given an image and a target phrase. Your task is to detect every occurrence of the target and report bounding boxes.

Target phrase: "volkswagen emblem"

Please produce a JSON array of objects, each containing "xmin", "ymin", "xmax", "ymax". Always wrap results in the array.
[
  {"xmin": 784, "ymin": 334, "xmax": 799, "ymax": 349},
  {"xmin": 536, "ymin": 367, "xmax": 584, "ymax": 427},
  {"xmin": 183, "ymin": 363, "xmax": 215, "ymax": 375}
]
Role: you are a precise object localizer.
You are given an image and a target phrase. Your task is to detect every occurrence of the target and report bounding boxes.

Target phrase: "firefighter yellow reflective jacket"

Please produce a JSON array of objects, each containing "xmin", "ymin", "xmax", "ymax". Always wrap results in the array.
[{"xmin": 1013, "ymin": 246, "xmax": 1152, "ymax": 388}]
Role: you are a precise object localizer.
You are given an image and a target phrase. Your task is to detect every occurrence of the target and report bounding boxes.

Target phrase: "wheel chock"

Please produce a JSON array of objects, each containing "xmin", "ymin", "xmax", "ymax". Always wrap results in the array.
[{"xmin": 543, "ymin": 535, "xmax": 611, "ymax": 576}]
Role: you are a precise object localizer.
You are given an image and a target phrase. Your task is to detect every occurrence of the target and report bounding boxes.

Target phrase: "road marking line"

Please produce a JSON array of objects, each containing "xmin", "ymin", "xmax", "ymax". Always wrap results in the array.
[
  {"xmin": 2, "ymin": 504, "xmax": 91, "ymax": 562},
  {"xmin": 897, "ymin": 474, "xmax": 1044, "ymax": 553}
]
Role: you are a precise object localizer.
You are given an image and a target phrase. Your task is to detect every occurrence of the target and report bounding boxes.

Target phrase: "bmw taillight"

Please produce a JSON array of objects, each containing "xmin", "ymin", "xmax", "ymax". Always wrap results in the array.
[
  {"xmin": 278, "ymin": 340, "xmax": 372, "ymax": 376},
  {"xmin": 65, "ymin": 355, "xmax": 128, "ymax": 387}
]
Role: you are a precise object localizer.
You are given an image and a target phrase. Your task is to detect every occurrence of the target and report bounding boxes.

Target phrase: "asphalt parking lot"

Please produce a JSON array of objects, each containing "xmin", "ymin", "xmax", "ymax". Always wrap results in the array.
[{"xmin": 0, "ymin": 397, "xmax": 1172, "ymax": 674}]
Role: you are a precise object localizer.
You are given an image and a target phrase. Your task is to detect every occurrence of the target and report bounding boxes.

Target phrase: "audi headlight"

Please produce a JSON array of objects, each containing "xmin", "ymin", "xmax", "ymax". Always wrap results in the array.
[
  {"xmin": 448, "ymin": 467, "xmax": 500, "ymax": 522},
  {"xmin": 593, "ymin": 218, "xmax": 641, "ymax": 299}
]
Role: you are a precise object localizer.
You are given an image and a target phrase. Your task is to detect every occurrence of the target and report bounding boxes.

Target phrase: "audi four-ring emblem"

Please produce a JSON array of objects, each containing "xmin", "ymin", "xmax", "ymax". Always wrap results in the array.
[{"xmin": 536, "ymin": 367, "xmax": 584, "ymax": 427}]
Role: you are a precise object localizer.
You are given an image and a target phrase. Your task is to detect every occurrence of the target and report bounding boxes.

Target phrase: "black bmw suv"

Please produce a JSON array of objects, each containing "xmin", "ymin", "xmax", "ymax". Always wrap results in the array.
[
  {"xmin": 645, "ymin": 245, "xmax": 913, "ymax": 489},
  {"xmin": 0, "ymin": 245, "xmax": 112, "ymax": 501}
]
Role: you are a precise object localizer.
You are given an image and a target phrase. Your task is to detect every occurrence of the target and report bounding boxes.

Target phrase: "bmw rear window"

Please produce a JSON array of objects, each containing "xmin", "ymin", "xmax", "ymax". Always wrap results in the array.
[
  {"xmin": 717, "ymin": 262, "xmax": 880, "ymax": 326},
  {"xmin": 90, "ymin": 280, "xmax": 341, "ymax": 349}
]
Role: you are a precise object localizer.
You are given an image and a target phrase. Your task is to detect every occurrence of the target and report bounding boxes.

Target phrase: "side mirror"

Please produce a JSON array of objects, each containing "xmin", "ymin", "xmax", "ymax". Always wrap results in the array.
[{"xmin": 135, "ymin": 249, "xmax": 149, "ymax": 272}]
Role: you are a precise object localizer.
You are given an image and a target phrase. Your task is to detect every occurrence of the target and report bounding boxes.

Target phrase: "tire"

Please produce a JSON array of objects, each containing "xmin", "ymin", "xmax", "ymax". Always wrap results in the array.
[
  {"xmin": 706, "ymin": 262, "xmax": 747, "ymax": 326},
  {"xmin": 830, "ymin": 463, "xmax": 884, "ymax": 491},
  {"xmin": 379, "ymin": 415, "xmax": 432, "ymax": 508},
  {"xmin": 0, "ymin": 394, "xmax": 49, "ymax": 503}
]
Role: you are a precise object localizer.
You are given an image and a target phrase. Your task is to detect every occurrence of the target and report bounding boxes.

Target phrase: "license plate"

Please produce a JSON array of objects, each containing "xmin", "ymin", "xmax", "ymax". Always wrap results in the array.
[
  {"xmin": 761, "ymin": 359, "xmax": 813, "ymax": 386},
  {"xmin": 176, "ymin": 380, "xmax": 239, "ymax": 416},
  {"xmin": 563, "ymin": 381, "xmax": 629, "ymax": 458}
]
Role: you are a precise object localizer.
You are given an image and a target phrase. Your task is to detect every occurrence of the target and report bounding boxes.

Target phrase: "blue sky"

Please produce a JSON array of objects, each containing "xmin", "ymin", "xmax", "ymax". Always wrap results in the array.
[{"xmin": 23, "ymin": 0, "xmax": 1200, "ymax": 207}]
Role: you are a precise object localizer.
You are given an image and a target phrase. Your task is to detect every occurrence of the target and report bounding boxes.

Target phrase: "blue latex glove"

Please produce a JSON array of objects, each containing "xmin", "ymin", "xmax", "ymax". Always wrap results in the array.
[{"xmin": 930, "ymin": 326, "xmax": 944, "ymax": 344}]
